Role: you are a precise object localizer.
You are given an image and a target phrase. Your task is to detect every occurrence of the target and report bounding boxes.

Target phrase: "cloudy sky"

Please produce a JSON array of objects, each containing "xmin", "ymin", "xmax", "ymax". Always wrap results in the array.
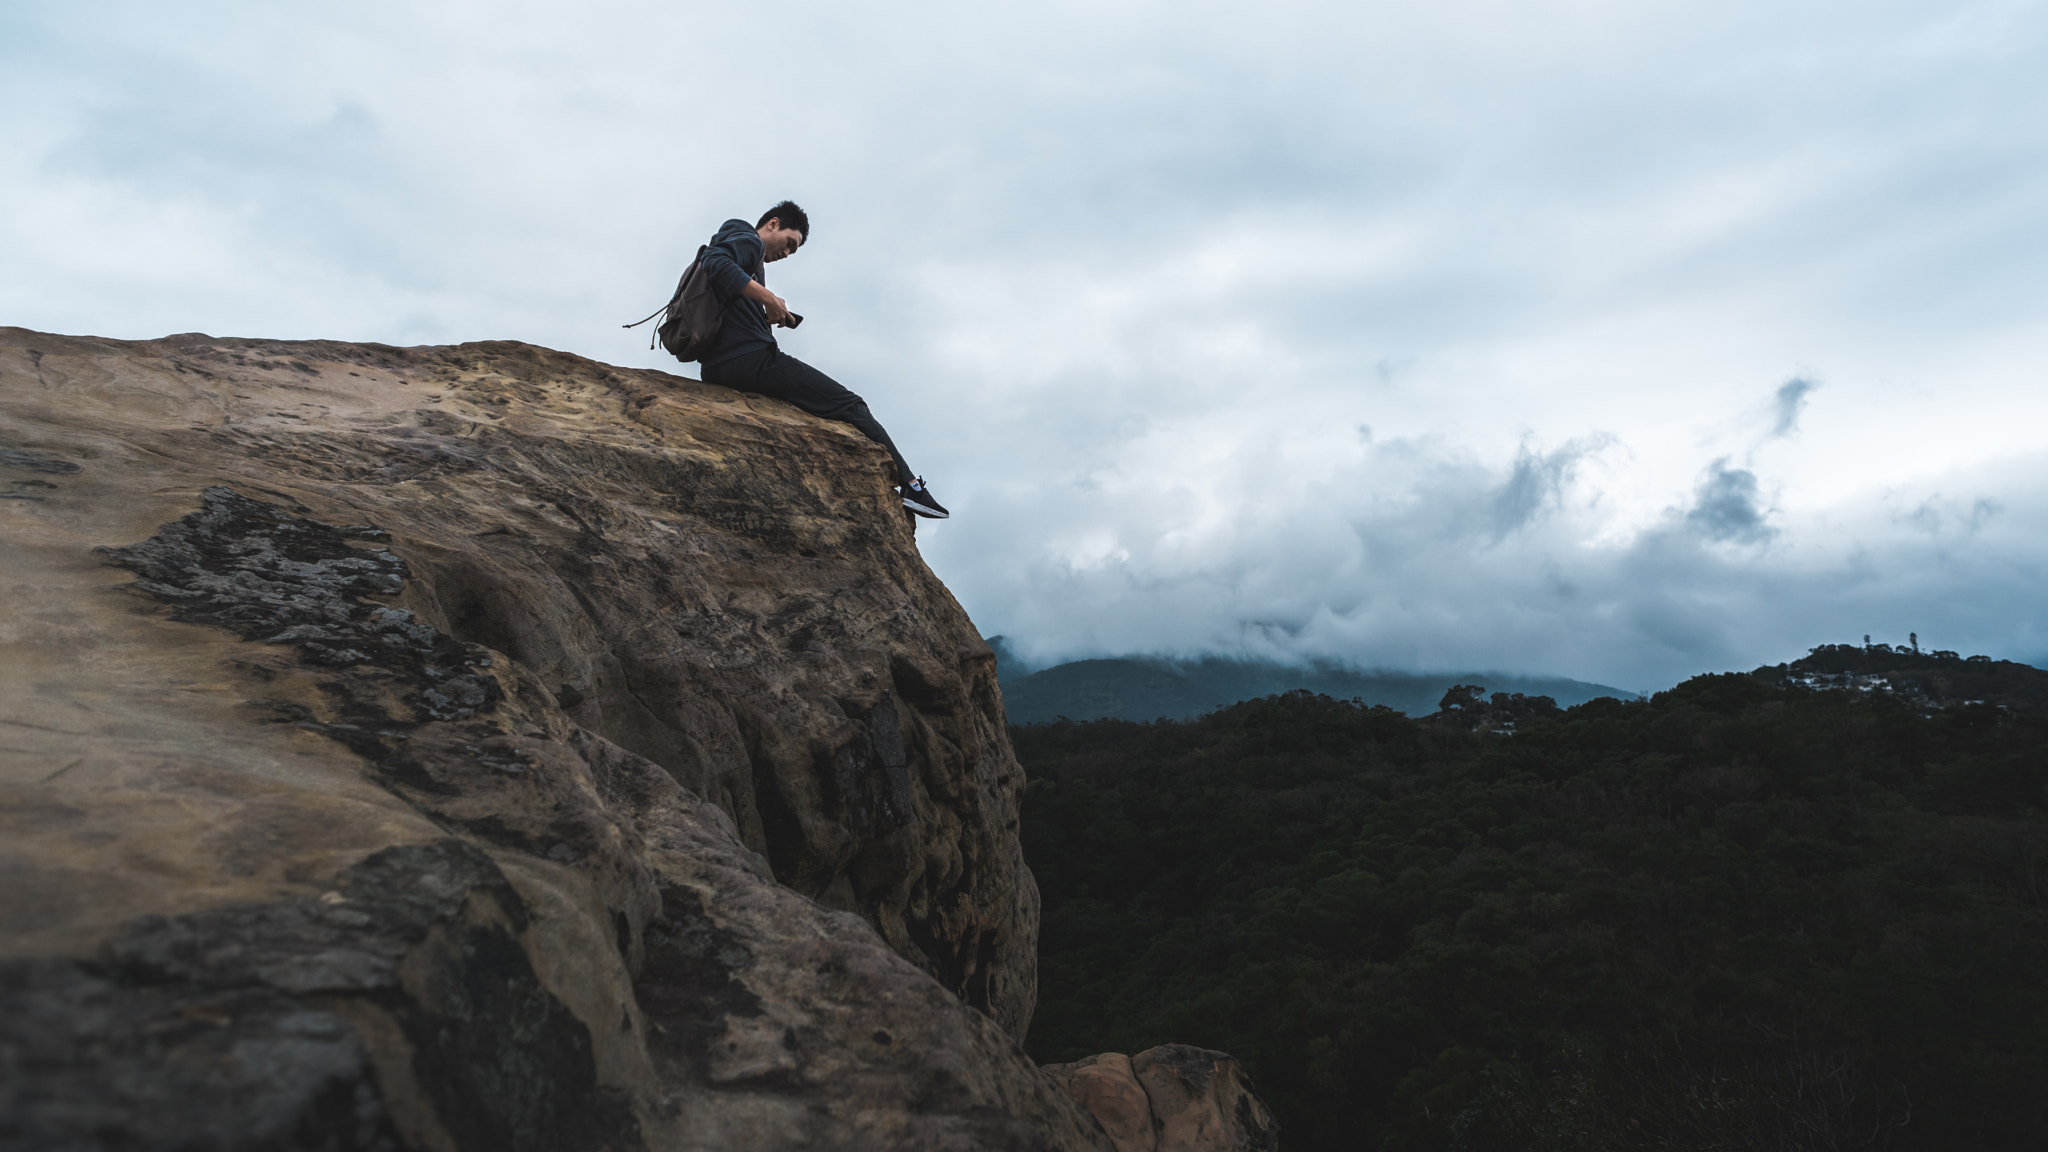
[{"xmin": 6, "ymin": 0, "xmax": 2045, "ymax": 689}]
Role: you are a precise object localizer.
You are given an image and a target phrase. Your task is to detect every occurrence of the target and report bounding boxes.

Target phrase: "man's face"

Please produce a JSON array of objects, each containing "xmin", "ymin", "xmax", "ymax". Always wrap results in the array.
[{"xmin": 759, "ymin": 219, "xmax": 805, "ymax": 263}]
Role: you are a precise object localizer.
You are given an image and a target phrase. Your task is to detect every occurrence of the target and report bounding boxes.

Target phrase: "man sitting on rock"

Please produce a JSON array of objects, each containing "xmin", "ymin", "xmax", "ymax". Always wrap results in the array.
[{"xmin": 695, "ymin": 201, "xmax": 948, "ymax": 520}]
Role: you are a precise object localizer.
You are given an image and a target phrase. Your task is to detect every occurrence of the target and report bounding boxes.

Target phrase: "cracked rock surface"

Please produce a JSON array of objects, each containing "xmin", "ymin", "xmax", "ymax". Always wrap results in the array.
[{"xmin": 0, "ymin": 327, "xmax": 1112, "ymax": 1151}]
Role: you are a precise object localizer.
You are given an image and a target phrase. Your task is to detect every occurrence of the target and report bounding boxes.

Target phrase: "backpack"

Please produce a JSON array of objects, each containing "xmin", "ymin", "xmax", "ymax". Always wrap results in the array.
[{"xmin": 623, "ymin": 245, "xmax": 728, "ymax": 363}]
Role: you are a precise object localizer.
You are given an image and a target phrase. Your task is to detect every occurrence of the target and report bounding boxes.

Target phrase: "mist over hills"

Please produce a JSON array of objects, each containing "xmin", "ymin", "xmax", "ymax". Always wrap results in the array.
[
  {"xmin": 990, "ymin": 635, "xmax": 2048, "ymax": 727},
  {"xmin": 987, "ymin": 636, "xmax": 1636, "ymax": 724}
]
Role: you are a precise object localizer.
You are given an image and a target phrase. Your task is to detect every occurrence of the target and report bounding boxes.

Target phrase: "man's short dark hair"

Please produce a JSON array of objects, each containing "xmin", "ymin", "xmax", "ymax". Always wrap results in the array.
[{"xmin": 758, "ymin": 200, "xmax": 809, "ymax": 238}]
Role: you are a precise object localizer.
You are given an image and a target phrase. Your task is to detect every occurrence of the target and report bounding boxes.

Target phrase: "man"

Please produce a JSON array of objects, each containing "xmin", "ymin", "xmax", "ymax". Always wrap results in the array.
[{"xmin": 694, "ymin": 201, "xmax": 948, "ymax": 520}]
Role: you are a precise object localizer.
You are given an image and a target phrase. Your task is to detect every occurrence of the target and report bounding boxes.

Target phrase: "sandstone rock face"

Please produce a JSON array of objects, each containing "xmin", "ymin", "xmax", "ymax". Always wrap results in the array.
[
  {"xmin": 0, "ymin": 328, "xmax": 1110, "ymax": 1150},
  {"xmin": 1043, "ymin": 1047, "xmax": 1280, "ymax": 1152}
]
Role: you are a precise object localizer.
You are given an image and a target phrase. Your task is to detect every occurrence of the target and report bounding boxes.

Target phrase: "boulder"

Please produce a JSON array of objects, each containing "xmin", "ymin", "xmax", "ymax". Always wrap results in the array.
[
  {"xmin": 1043, "ymin": 1046, "xmax": 1280, "ymax": 1152},
  {"xmin": 0, "ymin": 328, "xmax": 1108, "ymax": 1150}
]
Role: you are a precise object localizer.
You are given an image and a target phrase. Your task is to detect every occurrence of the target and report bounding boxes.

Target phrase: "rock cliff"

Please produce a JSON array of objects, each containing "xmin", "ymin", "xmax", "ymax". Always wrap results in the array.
[{"xmin": 0, "ymin": 328, "xmax": 1136, "ymax": 1149}]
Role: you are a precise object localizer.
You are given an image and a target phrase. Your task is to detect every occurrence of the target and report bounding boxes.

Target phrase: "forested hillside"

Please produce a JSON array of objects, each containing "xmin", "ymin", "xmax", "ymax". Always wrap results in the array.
[
  {"xmin": 1017, "ymin": 666, "xmax": 2048, "ymax": 1150},
  {"xmin": 1754, "ymin": 642, "xmax": 2048, "ymax": 713}
]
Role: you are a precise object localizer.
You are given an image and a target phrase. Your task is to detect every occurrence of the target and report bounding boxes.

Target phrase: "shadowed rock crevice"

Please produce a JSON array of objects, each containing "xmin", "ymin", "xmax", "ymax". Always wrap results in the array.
[
  {"xmin": 1, "ymin": 957, "xmax": 400, "ymax": 1152},
  {"xmin": 8, "ymin": 841, "xmax": 641, "ymax": 1152},
  {"xmin": 633, "ymin": 885, "xmax": 772, "ymax": 1086},
  {"xmin": 826, "ymin": 698, "xmax": 913, "ymax": 840}
]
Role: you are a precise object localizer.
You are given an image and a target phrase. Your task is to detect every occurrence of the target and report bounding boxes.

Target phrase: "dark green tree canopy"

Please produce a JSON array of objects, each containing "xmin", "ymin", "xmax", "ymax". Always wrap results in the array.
[{"xmin": 1019, "ymin": 665, "xmax": 2048, "ymax": 1151}]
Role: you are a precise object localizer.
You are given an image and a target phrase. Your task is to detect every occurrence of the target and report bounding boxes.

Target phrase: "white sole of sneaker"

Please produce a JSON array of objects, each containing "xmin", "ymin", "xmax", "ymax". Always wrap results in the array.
[{"xmin": 902, "ymin": 498, "xmax": 949, "ymax": 519}]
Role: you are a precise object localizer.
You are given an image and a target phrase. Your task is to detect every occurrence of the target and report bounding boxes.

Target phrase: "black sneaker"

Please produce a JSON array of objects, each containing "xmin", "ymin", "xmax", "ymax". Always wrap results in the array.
[{"xmin": 901, "ymin": 477, "xmax": 950, "ymax": 519}]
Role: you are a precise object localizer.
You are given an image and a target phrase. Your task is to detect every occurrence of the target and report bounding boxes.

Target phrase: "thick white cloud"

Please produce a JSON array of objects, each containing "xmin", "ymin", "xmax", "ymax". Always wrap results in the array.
[{"xmin": 4, "ymin": 0, "xmax": 2045, "ymax": 687}]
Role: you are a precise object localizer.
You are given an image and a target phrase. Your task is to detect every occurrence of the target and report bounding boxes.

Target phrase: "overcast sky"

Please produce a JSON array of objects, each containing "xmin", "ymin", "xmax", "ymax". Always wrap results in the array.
[{"xmin": 6, "ymin": 0, "xmax": 2045, "ymax": 689}]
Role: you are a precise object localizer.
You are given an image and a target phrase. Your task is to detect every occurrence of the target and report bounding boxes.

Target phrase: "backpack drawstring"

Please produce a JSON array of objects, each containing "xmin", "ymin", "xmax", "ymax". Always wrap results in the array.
[
  {"xmin": 622, "ymin": 304, "xmax": 666, "ymax": 329},
  {"xmin": 623, "ymin": 303, "xmax": 669, "ymax": 349}
]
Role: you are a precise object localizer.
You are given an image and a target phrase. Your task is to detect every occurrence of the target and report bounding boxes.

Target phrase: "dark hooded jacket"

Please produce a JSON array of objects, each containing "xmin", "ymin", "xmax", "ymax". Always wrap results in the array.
[{"xmin": 696, "ymin": 218, "xmax": 775, "ymax": 373}]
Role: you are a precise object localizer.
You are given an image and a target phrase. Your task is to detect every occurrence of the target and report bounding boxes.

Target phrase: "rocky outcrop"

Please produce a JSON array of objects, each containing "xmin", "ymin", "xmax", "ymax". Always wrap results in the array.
[
  {"xmin": 0, "ymin": 328, "xmax": 1117, "ymax": 1149},
  {"xmin": 1043, "ymin": 1047, "xmax": 1280, "ymax": 1152}
]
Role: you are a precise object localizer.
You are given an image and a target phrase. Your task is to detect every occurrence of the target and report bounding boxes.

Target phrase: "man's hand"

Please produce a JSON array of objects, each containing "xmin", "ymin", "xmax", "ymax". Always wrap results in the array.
[{"xmin": 743, "ymin": 280, "xmax": 795, "ymax": 327}]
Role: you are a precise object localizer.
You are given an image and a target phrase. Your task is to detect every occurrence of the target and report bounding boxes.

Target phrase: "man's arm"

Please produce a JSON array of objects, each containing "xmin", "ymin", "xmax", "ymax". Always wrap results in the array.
[{"xmin": 742, "ymin": 280, "xmax": 794, "ymax": 327}]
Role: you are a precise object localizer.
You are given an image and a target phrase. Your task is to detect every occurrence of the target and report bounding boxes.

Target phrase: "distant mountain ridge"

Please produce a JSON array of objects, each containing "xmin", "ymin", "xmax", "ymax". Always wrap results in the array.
[{"xmin": 986, "ymin": 637, "xmax": 1636, "ymax": 723}]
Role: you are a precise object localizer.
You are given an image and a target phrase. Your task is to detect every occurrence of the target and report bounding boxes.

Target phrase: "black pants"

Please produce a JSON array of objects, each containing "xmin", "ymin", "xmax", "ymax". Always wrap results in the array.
[{"xmin": 703, "ymin": 348, "xmax": 913, "ymax": 484}]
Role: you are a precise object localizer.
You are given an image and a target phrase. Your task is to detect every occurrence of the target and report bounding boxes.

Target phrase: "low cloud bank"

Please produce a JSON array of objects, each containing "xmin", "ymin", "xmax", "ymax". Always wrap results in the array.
[{"xmin": 936, "ymin": 416, "xmax": 2045, "ymax": 691}]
